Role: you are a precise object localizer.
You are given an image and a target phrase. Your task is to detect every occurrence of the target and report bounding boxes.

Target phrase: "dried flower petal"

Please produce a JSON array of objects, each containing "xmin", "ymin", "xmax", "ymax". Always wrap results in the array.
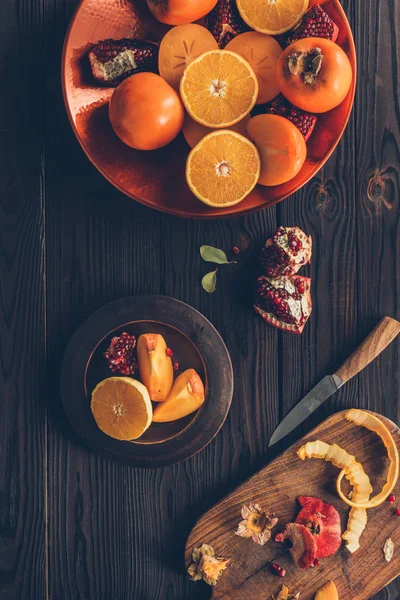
[
  {"xmin": 272, "ymin": 584, "xmax": 300, "ymax": 599},
  {"xmin": 383, "ymin": 538, "xmax": 394, "ymax": 562},
  {"xmin": 236, "ymin": 503, "xmax": 278, "ymax": 546},
  {"xmin": 252, "ymin": 528, "xmax": 271, "ymax": 545},
  {"xmin": 188, "ymin": 544, "xmax": 229, "ymax": 586}
]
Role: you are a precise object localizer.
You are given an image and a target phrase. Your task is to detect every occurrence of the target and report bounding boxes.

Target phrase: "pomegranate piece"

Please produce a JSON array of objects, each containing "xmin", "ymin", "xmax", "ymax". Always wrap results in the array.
[
  {"xmin": 288, "ymin": 4, "xmax": 339, "ymax": 44},
  {"xmin": 104, "ymin": 332, "xmax": 137, "ymax": 375},
  {"xmin": 266, "ymin": 96, "xmax": 317, "ymax": 142},
  {"xmin": 88, "ymin": 38, "xmax": 159, "ymax": 85},
  {"xmin": 295, "ymin": 496, "xmax": 342, "ymax": 558},
  {"xmin": 205, "ymin": 0, "xmax": 248, "ymax": 48},
  {"xmin": 260, "ymin": 226, "xmax": 312, "ymax": 277},
  {"xmin": 255, "ymin": 275, "xmax": 312, "ymax": 334},
  {"xmin": 275, "ymin": 523, "xmax": 317, "ymax": 569}
]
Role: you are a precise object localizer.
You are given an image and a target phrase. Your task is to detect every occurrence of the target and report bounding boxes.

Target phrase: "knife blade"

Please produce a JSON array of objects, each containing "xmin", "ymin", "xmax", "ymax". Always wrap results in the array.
[
  {"xmin": 268, "ymin": 374, "xmax": 344, "ymax": 446},
  {"xmin": 268, "ymin": 316, "xmax": 400, "ymax": 447}
]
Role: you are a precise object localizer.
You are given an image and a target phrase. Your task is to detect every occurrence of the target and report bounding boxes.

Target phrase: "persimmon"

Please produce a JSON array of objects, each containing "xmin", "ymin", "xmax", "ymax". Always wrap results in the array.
[
  {"xmin": 182, "ymin": 112, "xmax": 250, "ymax": 148},
  {"xmin": 246, "ymin": 114, "xmax": 306, "ymax": 186},
  {"xmin": 147, "ymin": 0, "xmax": 218, "ymax": 25},
  {"xmin": 225, "ymin": 32, "xmax": 282, "ymax": 104},
  {"xmin": 276, "ymin": 38, "xmax": 353, "ymax": 113},
  {"xmin": 158, "ymin": 24, "xmax": 218, "ymax": 91},
  {"xmin": 109, "ymin": 72, "xmax": 184, "ymax": 150}
]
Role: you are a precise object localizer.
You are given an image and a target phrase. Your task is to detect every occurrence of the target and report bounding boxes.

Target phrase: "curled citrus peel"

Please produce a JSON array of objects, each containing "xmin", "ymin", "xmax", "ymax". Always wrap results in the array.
[{"xmin": 336, "ymin": 409, "xmax": 399, "ymax": 509}]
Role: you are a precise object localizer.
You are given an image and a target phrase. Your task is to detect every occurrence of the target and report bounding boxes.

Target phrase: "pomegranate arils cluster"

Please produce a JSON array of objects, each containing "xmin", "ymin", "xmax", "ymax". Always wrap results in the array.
[
  {"xmin": 89, "ymin": 38, "xmax": 159, "ymax": 85},
  {"xmin": 266, "ymin": 96, "xmax": 317, "ymax": 142},
  {"xmin": 287, "ymin": 4, "xmax": 339, "ymax": 44},
  {"xmin": 260, "ymin": 226, "xmax": 312, "ymax": 277},
  {"xmin": 206, "ymin": 0, "xmax": 248, "ymax": 48},
  {"xmin": 104, "ymin": 332, "xmax": 138, "ymax": 375}
]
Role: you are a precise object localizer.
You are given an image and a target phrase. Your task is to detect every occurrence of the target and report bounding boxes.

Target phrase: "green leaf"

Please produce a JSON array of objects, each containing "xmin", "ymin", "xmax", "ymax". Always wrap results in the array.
[
  {"xmin": 201, "ymin": 270, "xmax": 218, "ymax": 293},
  {"xmin": 200, "ymin": 245, "xmax": 235, "ymax": 265}
]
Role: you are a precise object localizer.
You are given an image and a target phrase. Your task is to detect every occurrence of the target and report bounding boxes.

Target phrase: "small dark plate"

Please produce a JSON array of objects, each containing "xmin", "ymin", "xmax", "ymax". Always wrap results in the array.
[{"xmin": 60, "ymin": 296, "xmax": 233, "ymax": 467}]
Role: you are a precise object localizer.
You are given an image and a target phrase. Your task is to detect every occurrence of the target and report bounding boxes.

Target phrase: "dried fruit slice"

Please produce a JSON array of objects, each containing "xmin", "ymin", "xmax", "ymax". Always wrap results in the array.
[
  {"xmin": 183, "ymin": 112, "xmax": 250, "ymax": 148},
  {"xmin": 158, "ymin": 24, "xmax": 218, "ymax": 91},
  {"xmin": 186, "ymin": 130, "xmax": 260, "ymax": 207},
  {"xmin": 91, "ymin": 377, "xmax": 152, "ymax": 440},
  {"xmin": 254, "ymin": 275, "xmax": 312, "ymax": 334},
  {"xmin": 314, "ymin": 580, "xmax": 338, "ymax": 600},
  {"xmin": 260, "ymin": 226, "xmax": 312, "ymax": 277},
  {"xmin": 295, "ymin": 497, "xmax": 342, "ymax": 558},
  {"xmin": 88, "ymin": 38, "xmax": 159, "ymax": 85},
  {"xmin": 180, "ymin": 50, "xmax": 258, "ymax": 128},
  {"xmin": 206, "ymin": 0, "xmax": 249, "ymax": 48},
  {"xmin": 336, "ymin": 409, "xmax": 400, "ymax": 509},
  {"xmin": 225, "ymin": 32, "xmax": 282, "ymax": 104},
  {"xmin": 266, "ymin": 95, "xmax": 317, "ymax": 141},
  {"xmin": 288, "ymin": 5, "xmax": 339, "ymax": 44},
  {"xmin": 236, "ymin": 0, "xmax": 308, "ymax": 35},
  {"xmin": 275, "ymin": 522, "xmax": 317, "ymax": 569}
]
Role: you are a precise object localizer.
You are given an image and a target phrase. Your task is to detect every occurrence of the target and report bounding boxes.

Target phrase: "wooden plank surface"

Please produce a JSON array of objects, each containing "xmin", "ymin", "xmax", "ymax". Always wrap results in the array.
[
  {"xmin": 0, "ymin": 0, "xmax": 398, "ymax": 599},
  {"xmin": 185, "ymin": 411, "xmax": 400, "ymax": 599}
]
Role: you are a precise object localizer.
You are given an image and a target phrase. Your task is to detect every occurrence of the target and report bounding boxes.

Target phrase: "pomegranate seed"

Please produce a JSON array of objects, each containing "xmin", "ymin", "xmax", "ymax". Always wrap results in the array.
[
  {"xmin": 166, "ymin": 348, "xmax": 173, "ymax": 357},
  {"xmin": 173, "ymin": 362, "xmax": 179, "ymax": 371},
  {"xmin": 389, "ymin": 494, "xmax": 396, "ymax": 503},
  {"xmin": 232, "ymin": 245, "xmax": 240, "ymax": 255},
  {"xmin": 395, "ymin": 508, "xmax": 400, "ymax": 516},
  {"xmin": 313, "ymin": 558, "xmax": 319, "ymax": 567},
  {"xmin": 279, "ymin": 569, "xmax": 286, "ymax": 577},
  {"xmin": 271, "ymin": 563, "xmax": 281, "ymax": 571}
]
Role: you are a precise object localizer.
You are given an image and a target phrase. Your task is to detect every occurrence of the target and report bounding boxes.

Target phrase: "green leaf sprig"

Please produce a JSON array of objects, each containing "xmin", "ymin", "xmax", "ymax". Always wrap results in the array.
[{"xmin": 200, "ymin": 245, "xmax": 237, "ymax": 293}]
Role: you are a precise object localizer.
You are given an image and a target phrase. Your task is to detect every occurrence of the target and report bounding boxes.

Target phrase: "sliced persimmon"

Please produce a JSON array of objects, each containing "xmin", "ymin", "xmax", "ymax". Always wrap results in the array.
[
  {"xmin": 225, "ymin": 32, "xmax": 282, "ymax": 104},
  {"xmin": 183, "ymin": 111, "xmax": 250, "ymax": 148},
  {"xmin": 158, "ymin": 24, "xmax": 218, "ymax": 91}
]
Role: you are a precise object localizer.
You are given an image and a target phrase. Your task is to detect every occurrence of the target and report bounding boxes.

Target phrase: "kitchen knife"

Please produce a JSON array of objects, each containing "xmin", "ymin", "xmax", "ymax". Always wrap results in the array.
[{"xmin": 269, "ymin": 316, "xmax": 400, "ymax": 447}]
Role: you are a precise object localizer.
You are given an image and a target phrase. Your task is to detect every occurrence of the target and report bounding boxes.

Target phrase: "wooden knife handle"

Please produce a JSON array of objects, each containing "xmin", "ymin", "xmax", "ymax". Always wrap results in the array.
[{"xmin": 334, "ymin": 316, "xmax": 400, "ymax": 383}]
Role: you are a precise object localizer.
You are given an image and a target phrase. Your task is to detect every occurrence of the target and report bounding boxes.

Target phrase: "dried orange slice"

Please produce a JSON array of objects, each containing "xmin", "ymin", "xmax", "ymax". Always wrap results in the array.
[
  {"xmin": 225, "ymin": 32, "xmax": 282, "ymax": 104},
  {"xmin": 91, "ymin": 377, "xmax": 152, "ymax": 440},
  {"xmin": 183, "ymin": 112, "xmax": 250, "ymax": 148},
  {"xmin": 180, "ymin": 50, "xmax": 258, "ymax": 128},
  {"xmin": 336, "ymin": 409, "xmax": 400, "ymax": 509},
  {"xmin": 158, "ymin": 24, "xmax": 218, "ymax": 91},
  {"xmin": 186, "ymin": 130, "xmax": 260, "ymax": 207},
  {"xmin": 236, "ymin": 0, "xmax": 308, "ymax": 35}
]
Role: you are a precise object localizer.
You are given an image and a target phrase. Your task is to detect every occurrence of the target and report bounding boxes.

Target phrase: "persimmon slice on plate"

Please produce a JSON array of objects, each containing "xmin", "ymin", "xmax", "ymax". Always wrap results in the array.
[
  {"xmin": 225, "ymin": 32, "xmax": 282, "ymax": 104},
  {"xmin": 236, "ymin": 0, "xmax": 308, "ymax": 35},
  {"xmin": 183, "ymin": 112, "xmax": 250, "ymax": 148},
  {"xmin": 180, "ymin": 49, "xmax": 258, "ymax": 128},
  {"xmin": 186, "ymin": 130, "xmax": 260, "ymax": 207},
  {"xmin": 158, "ymin": 24, "xmax": 218, "ymax": 91}
]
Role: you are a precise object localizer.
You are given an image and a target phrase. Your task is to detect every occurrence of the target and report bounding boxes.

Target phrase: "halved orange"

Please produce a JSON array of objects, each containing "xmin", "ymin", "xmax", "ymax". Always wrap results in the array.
[
  {"xmin": 91, "ymin": 377, "xmax": 152, "ymax": 440},
  {"xmin": 183, "ymin": 111, "xmax": 250, "ymax": 148},
  {"xmin": 236, "ymin": 0, "xmax": 308, "ymax": 35},
  {"xmin": 180, "ymin": 50, "xmax": 258, "ymax": 128},
  {"xmin": 186, "ymin": 130, "xmax": 260, "ymax": 207},
  {"xmin": 158, "ymin": 24, "xmax": 218, "ymax": 91}
]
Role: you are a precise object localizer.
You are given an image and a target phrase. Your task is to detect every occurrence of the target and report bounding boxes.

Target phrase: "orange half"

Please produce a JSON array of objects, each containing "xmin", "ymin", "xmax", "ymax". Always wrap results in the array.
[
  {"xmin": 236, "ymin": 0, "xmax": 308, "ymax": 35},
  {"xmin": 180, "ymin": 50, "xmax": 258, "ymax": 128},
  {"xmin": 186, "ymin": 130, "xmax": 260, "ymax": 207}
]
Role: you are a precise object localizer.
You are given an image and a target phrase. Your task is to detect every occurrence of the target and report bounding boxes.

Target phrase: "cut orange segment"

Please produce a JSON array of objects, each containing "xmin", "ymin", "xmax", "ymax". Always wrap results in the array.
[
  {"xmin": 180, "ymin": 50, "xmax": 258, "ymax": 128},
  {"xmin": 91, "ymin": 377, "xmax": 152, "ymax": 440},
  {"xmin": 186, "ymin": 130, "xmax": 260, "ymax": 207},
  {"xmin": 225, "ymin": 32, "xmax": 282, "ymax": 104},
  {"xmin": 236, "ymin": 0, "xmax": 308, "ymax": 35},
  {"xmin": 183, "ymin": 111, "xmax": 250, "ymax": 148},
  {"xmin": 158, "ymin": 24, "xmax": 218, "ymax": 91}
]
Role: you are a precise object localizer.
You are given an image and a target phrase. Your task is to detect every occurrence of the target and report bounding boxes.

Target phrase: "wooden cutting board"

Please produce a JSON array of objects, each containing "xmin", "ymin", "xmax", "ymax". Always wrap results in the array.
[{"xmin": 185, "ymin": 410, "xmax": 400, "ymax": 599}]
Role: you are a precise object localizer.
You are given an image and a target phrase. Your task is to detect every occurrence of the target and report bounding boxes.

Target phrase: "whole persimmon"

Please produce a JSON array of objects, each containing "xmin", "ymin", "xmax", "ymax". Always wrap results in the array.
[
  {"xmin": 109, "ymin": 72, "xmax": 184, "ymax": 150},
  {"xmin": 147, "ymin": 0, "xmax": 218, "ymax": 25},
  {"xmin": 276, "ymin": 37, "xmax": 352, "ymax": 113},
  {"xmin": 247, "ymin": 114, "xmax": 306, "ymax": 186}
]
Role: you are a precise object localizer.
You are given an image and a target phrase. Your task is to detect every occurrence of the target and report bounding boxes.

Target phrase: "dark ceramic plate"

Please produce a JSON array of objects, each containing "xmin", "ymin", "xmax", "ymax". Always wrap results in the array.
[{"xmin": 60, "ymin": 296, "xmax": 233, "ymax": 467}]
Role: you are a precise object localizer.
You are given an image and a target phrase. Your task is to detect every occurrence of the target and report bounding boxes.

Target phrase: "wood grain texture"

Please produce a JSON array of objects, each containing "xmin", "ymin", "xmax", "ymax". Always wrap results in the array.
[{"xmin": 185, "ymin": 411, "xmax": 400, "ymax": 600}]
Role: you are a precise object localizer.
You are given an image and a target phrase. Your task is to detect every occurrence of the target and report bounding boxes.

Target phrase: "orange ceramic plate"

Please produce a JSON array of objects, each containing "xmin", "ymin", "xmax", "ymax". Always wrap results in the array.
[{"xmin": 62, "ymin": 0, "xmax": 356, "ymax": 219}]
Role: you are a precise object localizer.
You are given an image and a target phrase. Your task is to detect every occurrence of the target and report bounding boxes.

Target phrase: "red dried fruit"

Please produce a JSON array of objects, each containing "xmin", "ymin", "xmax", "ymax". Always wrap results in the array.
[
  {"xmin": 205, "ymin": 0, "xmax": 248, "ymax": 48},
  {"xmin": 275, "ymin": 523, "xmax": 317, "ymax": 569},
  {"xmin": 388, "ymin": 494, "xmax": 396, "ymax": 503},
  {"xmin": 88, "ymin": 38, "xmax": 159, "ymax": 85},
  {"xmin": 260, "ymin": 226, "xmax": 312, "ymax": 277},
  {"xmin": 104, "ymin": 332, "xmax": 137, "ymax": 375},
  {"xmin": 278, "ymin": 568, "xmax": 286, "ymax": 577},
  {"xmin": 287, "ymin": 4, "xmax": 339, "ymax": 44},
  {"xmin": 395, "ymin": 508, "xmax": 400, "ymax": 516},
  {"xmin": 272, "ymin": 563, "xmax": 281, "ymax": 571},
  {"xmin": 266, "ymin": 95, "xmax": 317, "ymax": 141},
  {"xmin": 254, "ymin": 275, "xmax": 312, "ymax": 334},
  {"xmin": 295, "ymin": 496, "xmax": 342, "ymax": 558}
]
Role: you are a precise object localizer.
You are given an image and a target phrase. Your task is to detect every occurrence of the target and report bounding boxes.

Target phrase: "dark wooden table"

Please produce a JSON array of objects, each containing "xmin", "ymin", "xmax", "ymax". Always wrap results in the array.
[{"xmin": 1, "ymin": 0, "xmax": 399, "ymax": 598}]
